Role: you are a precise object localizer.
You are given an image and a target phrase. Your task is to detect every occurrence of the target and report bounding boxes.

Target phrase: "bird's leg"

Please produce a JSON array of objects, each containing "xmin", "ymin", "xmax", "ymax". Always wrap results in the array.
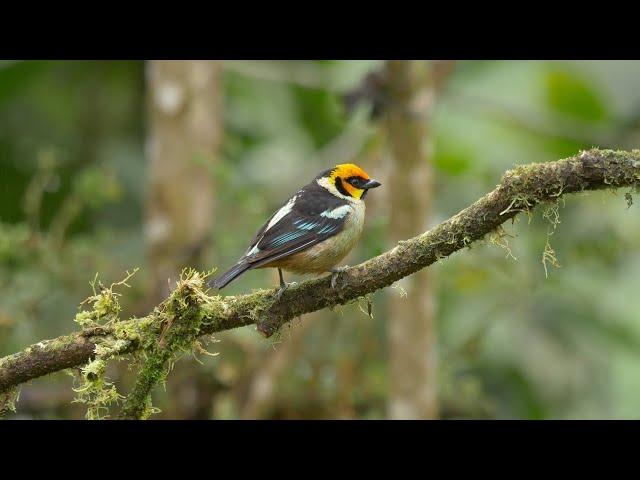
[
  {"xmin": 330, "ymin": 265, "xmax": 349, "ymax": 289},
  {"xmin": 276, "ymin": 268, "xmax": 296, "ymax": 300}
]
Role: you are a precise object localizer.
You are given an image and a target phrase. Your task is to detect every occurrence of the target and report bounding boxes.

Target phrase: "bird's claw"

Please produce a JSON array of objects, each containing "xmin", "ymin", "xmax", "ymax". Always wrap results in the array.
[
  {"xmin": 276, "ymin": 281, "xmax": 297, "ymax": 300},
  {"xmin": 330, "ymin": 266, "xmax": 349, "ymax": 289}
]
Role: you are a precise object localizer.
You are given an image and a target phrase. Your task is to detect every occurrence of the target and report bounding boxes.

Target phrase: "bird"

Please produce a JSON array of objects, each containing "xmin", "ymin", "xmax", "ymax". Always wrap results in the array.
[{"xmin": 208, "ymin": 163, "xmax": 381, "ymax": 296}]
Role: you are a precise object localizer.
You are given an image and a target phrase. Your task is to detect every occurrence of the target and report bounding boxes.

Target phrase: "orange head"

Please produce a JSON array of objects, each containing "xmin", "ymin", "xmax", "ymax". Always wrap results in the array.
[{"xmin": 318, "ymin": 163, "xmax": 381, "ymax": 200}]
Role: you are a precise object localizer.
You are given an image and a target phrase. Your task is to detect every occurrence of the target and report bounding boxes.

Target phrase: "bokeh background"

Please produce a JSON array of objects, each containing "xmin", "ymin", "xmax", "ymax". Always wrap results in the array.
[{"xmin": 2, "ymin": 60, "xmax": 640, "ymax": 419}]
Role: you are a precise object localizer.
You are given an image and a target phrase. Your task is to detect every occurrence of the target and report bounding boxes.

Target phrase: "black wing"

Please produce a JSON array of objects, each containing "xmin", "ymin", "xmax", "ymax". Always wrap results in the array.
[{"xmin": 243, "ymin": 183, "xmax": 348, "ymax": 268}]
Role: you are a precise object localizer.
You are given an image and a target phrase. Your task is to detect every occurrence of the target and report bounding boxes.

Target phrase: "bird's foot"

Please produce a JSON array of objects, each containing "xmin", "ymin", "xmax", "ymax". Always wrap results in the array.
[
  {"xmin": 276, "ymin": 281, "xmax": 297, "ymax": 300},
  {"xmin": 275, "ymin": 268, "xmax": 296, "ymax": 300},
  {"xmin": 330, "ymin": 265, "xmax": 349, "ymax": 289}
]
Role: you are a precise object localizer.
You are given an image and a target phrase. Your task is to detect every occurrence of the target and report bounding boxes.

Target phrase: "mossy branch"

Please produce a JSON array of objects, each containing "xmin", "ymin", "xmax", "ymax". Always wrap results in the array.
[
  {"xmin": 118, "ymin": 270, "xmax": 208, "ymax": 419},
  {"xmin": 1, "ymin": 148, "xmax": 640, "ymax": 414}
]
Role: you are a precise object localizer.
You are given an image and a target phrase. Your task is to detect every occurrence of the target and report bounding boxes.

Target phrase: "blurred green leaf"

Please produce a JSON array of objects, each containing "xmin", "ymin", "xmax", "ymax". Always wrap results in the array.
[
  {"xmin": 0, "ymin": 61, "xmax": 51, "ymax": 105},
  {"xmin": 73, "ymin": 167, "xmax": 122, "ymax": 209},
  {"xmin": 544, "ymin": 68, "xmax": 609, "ymax": 122},
  {"xmin": 292, "ymin": 87, "xmax": 346, "ymax": 148},
  {"xmin": 434, "ymin": 135, "xmax": 473, "ymax": 175}
]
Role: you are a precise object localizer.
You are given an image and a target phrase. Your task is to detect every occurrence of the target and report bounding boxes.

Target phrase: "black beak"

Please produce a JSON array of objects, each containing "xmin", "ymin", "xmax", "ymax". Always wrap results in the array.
[{"xmin": 363, "ymin": 179, "xmax": 382, "ymax": 189}]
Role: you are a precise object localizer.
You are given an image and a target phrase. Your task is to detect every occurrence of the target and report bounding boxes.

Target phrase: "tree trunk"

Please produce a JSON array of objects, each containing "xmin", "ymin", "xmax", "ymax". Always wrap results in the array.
[
  {"xmin": 145, "ymin": 60, "xmax": 221, "ymax": 303},
  {"xmin": 385, "ymin": 60, "xmax": 453, "ymax": 419}
]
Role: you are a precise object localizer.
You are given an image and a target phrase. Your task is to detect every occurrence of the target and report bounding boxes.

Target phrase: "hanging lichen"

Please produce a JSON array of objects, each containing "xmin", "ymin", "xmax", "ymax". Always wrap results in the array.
[{"xmin": 71, "ymin": 268, "xmax": 140, "ymax": 419}]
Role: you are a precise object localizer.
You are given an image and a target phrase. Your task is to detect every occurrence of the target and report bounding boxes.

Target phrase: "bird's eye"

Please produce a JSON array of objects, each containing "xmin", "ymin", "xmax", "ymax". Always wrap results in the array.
[{"xmin": 348, "ymin": 177, "xmax": 360, "ymax": 187}]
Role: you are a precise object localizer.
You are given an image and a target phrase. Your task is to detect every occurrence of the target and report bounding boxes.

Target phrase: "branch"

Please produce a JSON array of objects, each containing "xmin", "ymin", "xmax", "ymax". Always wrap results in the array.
[
  {"xmin": 1, "ymin": 148, "xmax": 639, "ymax": 399},
  {"xmin": 118, "ymin": 272, "xmax": 207, "ymax": 419}
]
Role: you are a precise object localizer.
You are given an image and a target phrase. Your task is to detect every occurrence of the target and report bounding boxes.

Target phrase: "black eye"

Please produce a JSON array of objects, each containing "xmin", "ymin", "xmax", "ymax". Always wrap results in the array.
[{"xmin": 347, "ymin": 177, "xmax": 360, "ymax": 187}]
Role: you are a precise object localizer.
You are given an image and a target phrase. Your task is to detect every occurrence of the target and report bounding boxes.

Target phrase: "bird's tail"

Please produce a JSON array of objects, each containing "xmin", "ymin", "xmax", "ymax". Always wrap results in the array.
[{"xmin": 207, "ymin": 260, "xmax": 252, "ymax": 290}]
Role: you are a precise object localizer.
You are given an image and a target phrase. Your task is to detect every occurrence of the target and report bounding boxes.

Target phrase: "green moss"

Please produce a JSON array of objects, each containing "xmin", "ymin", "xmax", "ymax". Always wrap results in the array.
[
  {"xmin": 71, "ymin": 268, "xmax": 141, "ymax": 419},
  {"xmin": 489, "ymin": 225, "xmax": 517, "ymax": 261},
  {"xmin": 540, "ymin": 200, "xmax": 564, "ymax": 278},
  {"xmin": 119, "ymin": 269, "xmax": 215, "ymax": 419},
  {"xmin": 113, "ymin": 316, "xmax": 158, "ymax": 349},
  {"xmin": 72, "ymin": 358, "xmax": 123, "ymax": 420},
  {"xmin": 0, "ymin": 387, "xmax": 20, "ymax": 417},
  {"xmin": 74, "ymin": 268, "xmax": 139, "ymax": 328}
]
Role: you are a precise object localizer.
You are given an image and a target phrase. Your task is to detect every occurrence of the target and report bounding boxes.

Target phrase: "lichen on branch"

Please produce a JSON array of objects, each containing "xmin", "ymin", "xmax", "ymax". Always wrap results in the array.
[{"xmin": 118, "ymin": 269, "xmax": 214, "ymax": 419}]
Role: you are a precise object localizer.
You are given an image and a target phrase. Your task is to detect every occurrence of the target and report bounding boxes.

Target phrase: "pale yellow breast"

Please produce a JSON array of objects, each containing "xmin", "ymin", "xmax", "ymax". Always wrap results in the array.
[{"xmin": 271, "ymin": 201, "xmax": 366, "ymax": 274}]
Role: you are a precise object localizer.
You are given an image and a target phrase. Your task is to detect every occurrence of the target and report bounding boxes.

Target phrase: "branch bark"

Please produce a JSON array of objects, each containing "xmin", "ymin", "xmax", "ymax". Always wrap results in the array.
[{"xmin": 1, "ymin": 148, "xmax": 639, "ymax": 398}]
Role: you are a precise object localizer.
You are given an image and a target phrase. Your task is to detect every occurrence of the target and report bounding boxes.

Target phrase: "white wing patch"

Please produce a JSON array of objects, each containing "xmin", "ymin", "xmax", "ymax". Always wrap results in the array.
[
  {"xmin": 265, "ymin": 195, "xmax": 297, "ymax": 232},
  {"xmin": 320, "ymin": 204, "xmax": 351, "ymax": 219},
  {"xmin": 246, "ymin": 195, "xmax": 298, "ymax": 256}
]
